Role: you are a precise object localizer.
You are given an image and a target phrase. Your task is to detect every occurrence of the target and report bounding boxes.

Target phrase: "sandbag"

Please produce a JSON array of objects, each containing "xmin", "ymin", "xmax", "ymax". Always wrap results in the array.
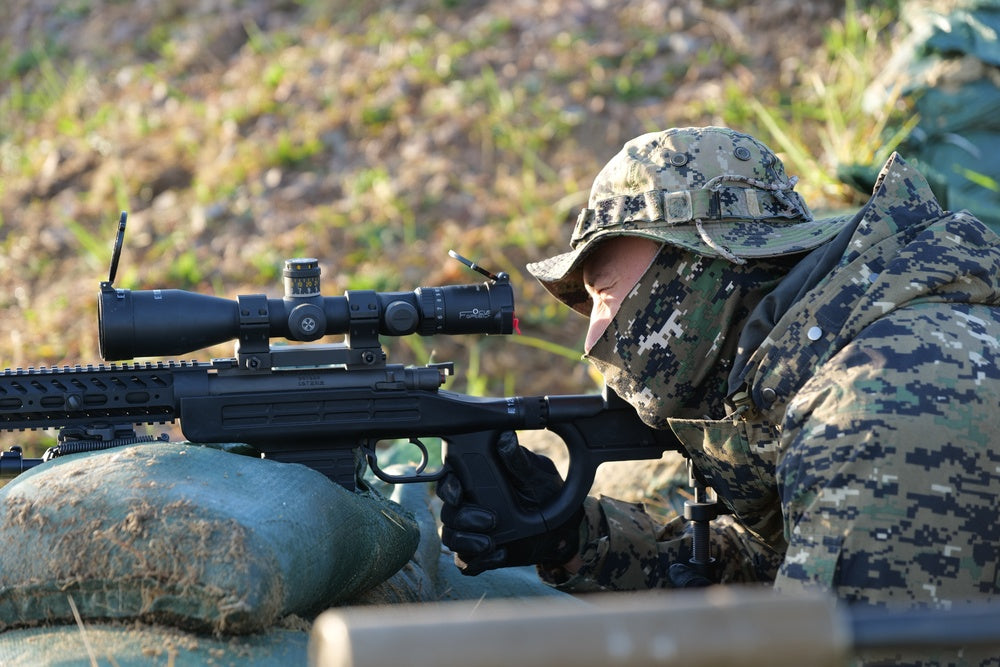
[
  {"xmin": 848, "ymin": 0, "xmax": 1000, "ymax": 230},
  {"xmin": 0, "ymin": 623, "xmax": 308, "ymax": 666},
  {"xmin": 0, "ymin": 443, "xmax": 419, "ymax": 634}
]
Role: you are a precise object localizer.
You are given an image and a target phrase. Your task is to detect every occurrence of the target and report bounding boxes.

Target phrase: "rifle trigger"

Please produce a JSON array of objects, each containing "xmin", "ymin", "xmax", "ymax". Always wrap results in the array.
[{"xmin": 410, "ymin": 437, "xmax": 429, "ymax": 474}]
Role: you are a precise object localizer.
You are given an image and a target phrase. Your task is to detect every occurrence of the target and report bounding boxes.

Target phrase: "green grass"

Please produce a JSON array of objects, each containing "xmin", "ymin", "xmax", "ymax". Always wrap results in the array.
[
  {"xmin": 703, "ymin": 0, "xmax": 912, "ymax": 208},
  {"xmin": 0, "ymin": 1, "xmax": 911, "ymax": 403}
]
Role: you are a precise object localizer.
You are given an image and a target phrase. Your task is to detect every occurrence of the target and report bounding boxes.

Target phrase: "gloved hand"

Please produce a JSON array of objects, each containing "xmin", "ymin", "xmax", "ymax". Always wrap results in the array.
[{"xmin": 437, "ymin": 431, "xmax": 583, "ymax": 576}]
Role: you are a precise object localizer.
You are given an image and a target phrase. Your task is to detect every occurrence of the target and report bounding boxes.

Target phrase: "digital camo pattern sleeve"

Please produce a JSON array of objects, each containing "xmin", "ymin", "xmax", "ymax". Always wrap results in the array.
[
  {"xmin": 730, "ymin": 154, "xmax": 1000, "ymax": 610},
  {"xmin": 538, "ymin": 494, "xmax": 783, "ymax": 592},
  {"xmin": 774, "ymin": 300, "xmax": 1000, "ymax": 608}
]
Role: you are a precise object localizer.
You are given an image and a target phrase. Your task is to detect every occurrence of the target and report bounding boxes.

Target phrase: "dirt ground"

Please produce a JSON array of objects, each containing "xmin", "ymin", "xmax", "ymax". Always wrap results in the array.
[{"xmin": 0, "ymin": 0, "xmax": 850, "ymax": 379}]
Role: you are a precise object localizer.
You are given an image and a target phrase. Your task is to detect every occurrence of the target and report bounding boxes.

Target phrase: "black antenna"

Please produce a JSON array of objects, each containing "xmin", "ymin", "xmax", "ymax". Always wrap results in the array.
[{"xmin": 107, "ymin": 211, "xmax": 127, "ymax": 284}]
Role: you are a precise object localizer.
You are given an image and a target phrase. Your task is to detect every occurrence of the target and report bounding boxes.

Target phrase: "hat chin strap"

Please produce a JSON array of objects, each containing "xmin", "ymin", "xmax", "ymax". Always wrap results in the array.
[
  {"xmin": 695, "ymin": 218, "xmax": 746, "ymax": 265},
  {"xmin": 693, "ymin": 173, "xmax": 806, "ymax": 265}
]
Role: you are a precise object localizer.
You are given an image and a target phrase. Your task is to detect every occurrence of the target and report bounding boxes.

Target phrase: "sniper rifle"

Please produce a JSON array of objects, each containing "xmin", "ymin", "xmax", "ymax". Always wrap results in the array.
[{"xmin": 0, "ymin": 212, "xmax": 696, "ymax": 555}]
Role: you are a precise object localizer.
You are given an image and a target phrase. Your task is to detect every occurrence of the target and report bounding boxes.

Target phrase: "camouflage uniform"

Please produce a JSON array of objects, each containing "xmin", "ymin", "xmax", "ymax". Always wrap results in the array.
[{"xmin": 527, "ymin": 128, "xmax": 1000, "ymax": 615}]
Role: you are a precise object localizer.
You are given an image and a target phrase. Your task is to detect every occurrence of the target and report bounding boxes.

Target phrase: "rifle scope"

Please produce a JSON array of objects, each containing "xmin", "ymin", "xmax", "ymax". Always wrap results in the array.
[{"xmin": 99, "ymin": 257, "xmax": 516, "ymax": 360}]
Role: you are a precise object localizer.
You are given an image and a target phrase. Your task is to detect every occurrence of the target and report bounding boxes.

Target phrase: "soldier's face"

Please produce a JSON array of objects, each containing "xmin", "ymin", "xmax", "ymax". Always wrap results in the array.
[{"xmin": 581, "ymin": 236, "xmax": 662, "ymax": 352}]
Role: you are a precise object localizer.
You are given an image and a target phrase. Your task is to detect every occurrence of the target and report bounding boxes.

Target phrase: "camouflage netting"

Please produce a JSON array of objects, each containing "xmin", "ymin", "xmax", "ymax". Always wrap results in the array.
[
  {"xmin": 843, "ymin": 0, "xmax": 1000, "ymax": 231},
  {"xmin": 0, "ymin": 442, "xmax": 420, "ymax": 635}
]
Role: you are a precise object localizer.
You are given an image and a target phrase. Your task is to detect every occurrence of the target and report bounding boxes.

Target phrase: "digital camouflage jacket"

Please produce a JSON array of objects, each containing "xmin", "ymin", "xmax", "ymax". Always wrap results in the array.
[{"xmin": 547, "ymin": 154, "xmax": 1000, "ymax": 611}]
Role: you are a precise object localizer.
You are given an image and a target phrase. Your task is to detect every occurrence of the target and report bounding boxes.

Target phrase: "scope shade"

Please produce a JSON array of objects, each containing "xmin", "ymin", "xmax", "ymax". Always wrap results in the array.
[{"xmin": 100, "ymin": 288, "xmax": 241, "ymax": 360}]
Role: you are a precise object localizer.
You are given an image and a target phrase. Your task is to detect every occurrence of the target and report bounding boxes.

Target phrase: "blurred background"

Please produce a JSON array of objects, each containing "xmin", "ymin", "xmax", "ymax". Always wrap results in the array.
[{"xmin": 1, "ymin": 0, "xmax": 997, "ymax": 407}]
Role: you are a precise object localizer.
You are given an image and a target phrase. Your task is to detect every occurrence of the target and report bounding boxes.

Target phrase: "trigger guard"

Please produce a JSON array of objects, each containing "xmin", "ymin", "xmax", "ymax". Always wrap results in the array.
[{"xmin": 364, "ymin": 438, "xmax": 445, "ymax": 485}]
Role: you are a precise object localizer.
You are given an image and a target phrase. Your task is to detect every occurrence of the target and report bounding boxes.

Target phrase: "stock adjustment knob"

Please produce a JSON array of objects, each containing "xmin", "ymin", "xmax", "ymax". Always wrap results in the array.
[{"xmin": 288, "ymin": 303, "xmax": 326, "ymax": 341}]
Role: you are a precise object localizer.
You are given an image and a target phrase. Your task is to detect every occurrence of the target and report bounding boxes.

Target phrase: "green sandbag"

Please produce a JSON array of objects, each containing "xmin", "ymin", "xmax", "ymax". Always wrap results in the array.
[
  {"xmin": 0, "ymin": 443, "xmax": 419, "ymax": 634},
  {"xmin": 0, "ymin": 623, "xmax": 308, "ymax": 666},
  {"xmin": 845, "ymin": 0, "xmax": 1000, "ymax": 230}
]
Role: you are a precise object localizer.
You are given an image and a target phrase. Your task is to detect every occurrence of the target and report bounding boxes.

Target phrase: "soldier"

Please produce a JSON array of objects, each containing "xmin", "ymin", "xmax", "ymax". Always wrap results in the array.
[{"xmin": 438, "ymin": 126, "xmax": 1000, "ymax": 612}]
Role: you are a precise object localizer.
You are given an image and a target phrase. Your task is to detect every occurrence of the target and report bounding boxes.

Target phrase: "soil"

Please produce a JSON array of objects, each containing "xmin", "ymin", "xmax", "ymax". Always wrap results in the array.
[{"xmin": 0, "ymin": 0, "xmax": 853, "ymax": 402}]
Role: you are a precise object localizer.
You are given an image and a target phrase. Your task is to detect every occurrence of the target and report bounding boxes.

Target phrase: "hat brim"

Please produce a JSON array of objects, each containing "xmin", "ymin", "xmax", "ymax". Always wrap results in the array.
[{"xmin": 526, "ymin": 212, "xmax": 858, "ymax": 314}]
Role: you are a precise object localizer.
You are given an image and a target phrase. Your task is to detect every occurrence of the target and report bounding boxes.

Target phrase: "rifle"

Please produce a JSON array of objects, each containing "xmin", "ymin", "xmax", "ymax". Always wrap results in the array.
[
  {"xmin": 312, "ymin": 589, "xmax": 1000, "ymax": 667},
  {"xmin": 0, "ymin": 212, "xmax": 684, "ymax": 550}
]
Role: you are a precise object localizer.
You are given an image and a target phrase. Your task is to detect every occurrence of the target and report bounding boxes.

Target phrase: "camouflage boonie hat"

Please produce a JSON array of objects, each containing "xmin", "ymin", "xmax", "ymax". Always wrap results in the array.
[{"xmin": 527, "ymin": 127, "xmax": 854, "ymax": 312}]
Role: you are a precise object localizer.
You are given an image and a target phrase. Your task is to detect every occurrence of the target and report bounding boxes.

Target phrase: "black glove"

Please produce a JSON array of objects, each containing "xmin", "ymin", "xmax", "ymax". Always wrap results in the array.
[
  {"xmin": 437, "ymin": 431, "xmax": 583, "ymax": 576},
  {"xmin": 668, "ymin": 562, "xmax": 714, "ymax": 588}
]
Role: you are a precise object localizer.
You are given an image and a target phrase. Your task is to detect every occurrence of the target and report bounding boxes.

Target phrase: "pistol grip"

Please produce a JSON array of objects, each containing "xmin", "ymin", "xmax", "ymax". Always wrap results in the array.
[
  {"xmin": 443, "ymin": 430, "xmax": 545, "ymax": 546},
  {"xmin": 443, "ymin": 427, "xmax": 598, "ymax": 547}
]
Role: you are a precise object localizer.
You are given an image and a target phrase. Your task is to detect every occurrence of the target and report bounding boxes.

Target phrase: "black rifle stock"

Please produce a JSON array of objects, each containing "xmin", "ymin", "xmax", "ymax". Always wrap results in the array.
[{"xmin": 0, "ymin": 213, "xmax": 684, "ymax": 549}]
